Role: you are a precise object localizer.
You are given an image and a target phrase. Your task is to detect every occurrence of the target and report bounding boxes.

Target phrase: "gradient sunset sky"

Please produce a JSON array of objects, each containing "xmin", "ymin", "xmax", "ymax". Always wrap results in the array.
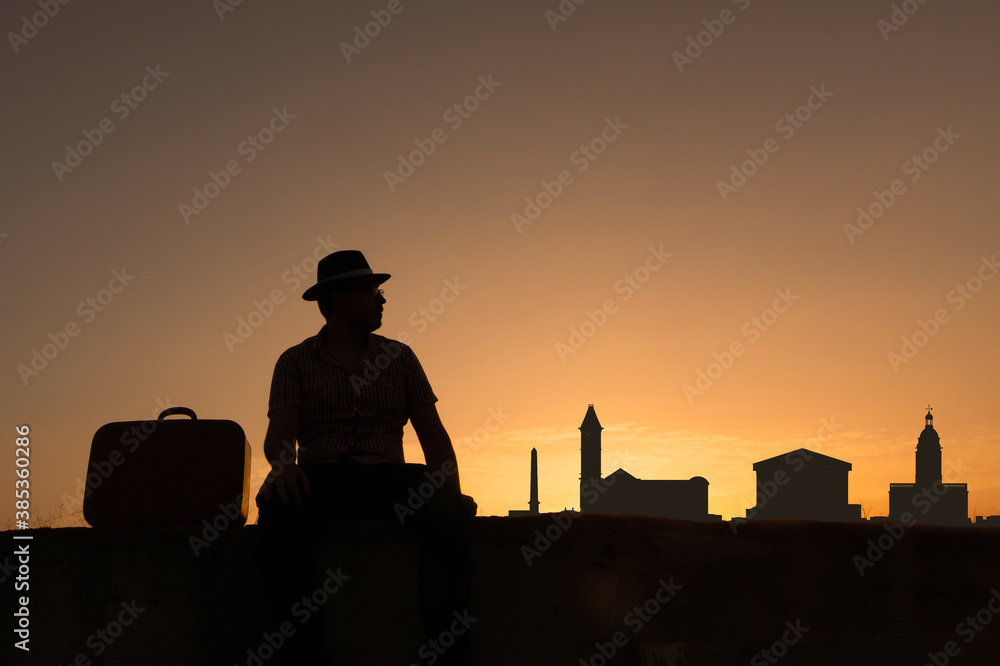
[{"xmin": 3, "ymin": 0, "xmax": 999, "ymax": 526}]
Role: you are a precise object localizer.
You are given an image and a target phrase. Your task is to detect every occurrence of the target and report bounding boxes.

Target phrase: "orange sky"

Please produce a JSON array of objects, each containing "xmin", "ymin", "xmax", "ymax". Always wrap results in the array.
[{"xmin": 3, "ymin": 0, "xmax": 999, "ymax": 527}]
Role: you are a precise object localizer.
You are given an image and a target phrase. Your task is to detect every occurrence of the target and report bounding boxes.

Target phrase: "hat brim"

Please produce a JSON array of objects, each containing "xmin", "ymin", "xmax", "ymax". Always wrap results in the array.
[{"xmin": 302, "ymin": 273, "xmax": 391, "ymax": 301}]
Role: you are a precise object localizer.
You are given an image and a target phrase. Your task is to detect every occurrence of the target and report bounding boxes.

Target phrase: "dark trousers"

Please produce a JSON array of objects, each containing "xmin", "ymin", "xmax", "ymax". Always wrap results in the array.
[{"xmin": 256, "ymin": 460, "xmax": 473, "ymax": 665}]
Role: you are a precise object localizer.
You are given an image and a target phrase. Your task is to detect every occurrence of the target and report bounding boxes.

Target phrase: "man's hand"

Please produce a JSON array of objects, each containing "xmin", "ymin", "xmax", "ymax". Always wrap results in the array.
[
  {"xmin": 258, "ymin": 407, "xmax": 305, "ymax": 506},
  {"xmin": 256, "ymin": 463, "xmax": 312, "ymax": 506}
]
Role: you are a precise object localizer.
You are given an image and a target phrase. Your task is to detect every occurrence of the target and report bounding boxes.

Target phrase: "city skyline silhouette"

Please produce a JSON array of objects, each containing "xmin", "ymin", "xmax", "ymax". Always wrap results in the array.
[{"xmin": 501, "ymin": 405, "xmax": 994, "ymax": 524}]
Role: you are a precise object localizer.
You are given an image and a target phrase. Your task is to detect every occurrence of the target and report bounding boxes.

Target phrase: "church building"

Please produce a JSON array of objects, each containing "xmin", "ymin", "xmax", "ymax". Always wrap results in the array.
[
  {"xmin": 888, "ymin": 409, "xmax": 969, "ymax": 526},
  {"xmin": 579, "ymin": 405, "xmax": 720, "ymax": 521}
]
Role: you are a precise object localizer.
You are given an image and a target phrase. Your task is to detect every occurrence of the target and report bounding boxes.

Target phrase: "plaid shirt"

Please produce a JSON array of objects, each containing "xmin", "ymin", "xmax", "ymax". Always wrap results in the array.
[{"xmin": 268, "ymin": 327, "xmax": 437, "ymax": 465}]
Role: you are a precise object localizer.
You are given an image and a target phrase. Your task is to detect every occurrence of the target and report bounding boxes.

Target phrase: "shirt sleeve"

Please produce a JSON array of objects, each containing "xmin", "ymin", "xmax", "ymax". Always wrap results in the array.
[
  {"xmin": 268, "ymin": 349, "xmax": 302, "ymax": 416},
  {"xmin": 402, "ymin": 346, "xmax": 437, "ymax": 409}
]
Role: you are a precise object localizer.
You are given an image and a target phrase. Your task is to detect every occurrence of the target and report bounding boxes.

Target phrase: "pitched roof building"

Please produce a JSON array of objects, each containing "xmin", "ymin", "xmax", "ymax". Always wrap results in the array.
[
  {"xmin": 745, "ymin": 448, "xmax": 862, "ymax": 521},
  {"xmin": 579, "ymin": 405, "xmax": 720, "ymax": 521}
]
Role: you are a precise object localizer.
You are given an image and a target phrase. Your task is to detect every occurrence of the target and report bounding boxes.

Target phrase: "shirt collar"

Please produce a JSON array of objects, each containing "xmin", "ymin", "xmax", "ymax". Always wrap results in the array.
[{"xmin": 311, "ymin": 325, "xmax": 375, "ymax": 366}]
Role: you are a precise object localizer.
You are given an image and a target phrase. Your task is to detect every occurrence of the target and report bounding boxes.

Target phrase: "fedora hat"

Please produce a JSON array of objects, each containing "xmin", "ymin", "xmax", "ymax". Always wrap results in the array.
[{"xmin": 302, "ymin": 250, "xmax": 391, "ymax": 301}]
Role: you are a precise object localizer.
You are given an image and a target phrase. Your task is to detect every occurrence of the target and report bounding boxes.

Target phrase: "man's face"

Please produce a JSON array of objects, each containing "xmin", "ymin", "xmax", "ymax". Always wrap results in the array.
[{"xmin": 335, "ymin": 280, "xmax": 386, "ymax": 332}]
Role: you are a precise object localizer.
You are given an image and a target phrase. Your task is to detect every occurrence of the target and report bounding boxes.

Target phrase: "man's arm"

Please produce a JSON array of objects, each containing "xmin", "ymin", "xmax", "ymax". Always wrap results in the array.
[
  {"xmin": 256, "ymin": 406, "xmax": 311, "ymax": 506},
  {"xmin": 411, "ymin": 403, "xmax": 476, "ymax": 517},
  {"xmin": 410, "ymin": 403, "xmax": 462, "ymax": 491}
]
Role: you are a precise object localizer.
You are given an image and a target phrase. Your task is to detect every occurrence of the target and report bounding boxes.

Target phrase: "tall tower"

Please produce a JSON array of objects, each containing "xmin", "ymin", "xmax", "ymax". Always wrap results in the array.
[
  {"xmin": 915, "ymin": 406, "xmax": 942, "ymax": 488},
  {"xmin": 580, "ymin": 404, "xmax": 602, "ymax": 510},
  {"xmin": 529, "ymin": 448, "xmax": 539, "ymax": 514},
  {"xmin": 508, "ymin": 448, "xmax": 541, "ymax": 516}
]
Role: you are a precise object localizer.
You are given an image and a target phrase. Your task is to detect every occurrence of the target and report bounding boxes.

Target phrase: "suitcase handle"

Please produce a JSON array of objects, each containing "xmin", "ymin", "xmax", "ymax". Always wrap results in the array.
[{"xmin": 157, "ymin": 407, "xmax": 197, "ymax": 420}]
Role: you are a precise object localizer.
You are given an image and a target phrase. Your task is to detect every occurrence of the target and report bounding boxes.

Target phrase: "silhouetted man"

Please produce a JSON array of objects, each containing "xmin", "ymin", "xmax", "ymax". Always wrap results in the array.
[{"xmin": 255, "ymin": 250, "xmax": 475, "ymax": 665}]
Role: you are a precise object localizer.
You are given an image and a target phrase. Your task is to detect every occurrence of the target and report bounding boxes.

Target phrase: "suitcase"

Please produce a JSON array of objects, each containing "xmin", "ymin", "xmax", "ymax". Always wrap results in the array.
[{"xmin": 83, "ymin": 407, "xmax": 251, "ymax": 528}]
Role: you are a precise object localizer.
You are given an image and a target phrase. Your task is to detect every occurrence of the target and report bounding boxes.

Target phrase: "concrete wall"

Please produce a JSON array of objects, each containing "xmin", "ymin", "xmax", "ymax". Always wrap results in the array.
[{"xmin": 5, "ymin": 514, "xmax": 1000, "ymax": 665}]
